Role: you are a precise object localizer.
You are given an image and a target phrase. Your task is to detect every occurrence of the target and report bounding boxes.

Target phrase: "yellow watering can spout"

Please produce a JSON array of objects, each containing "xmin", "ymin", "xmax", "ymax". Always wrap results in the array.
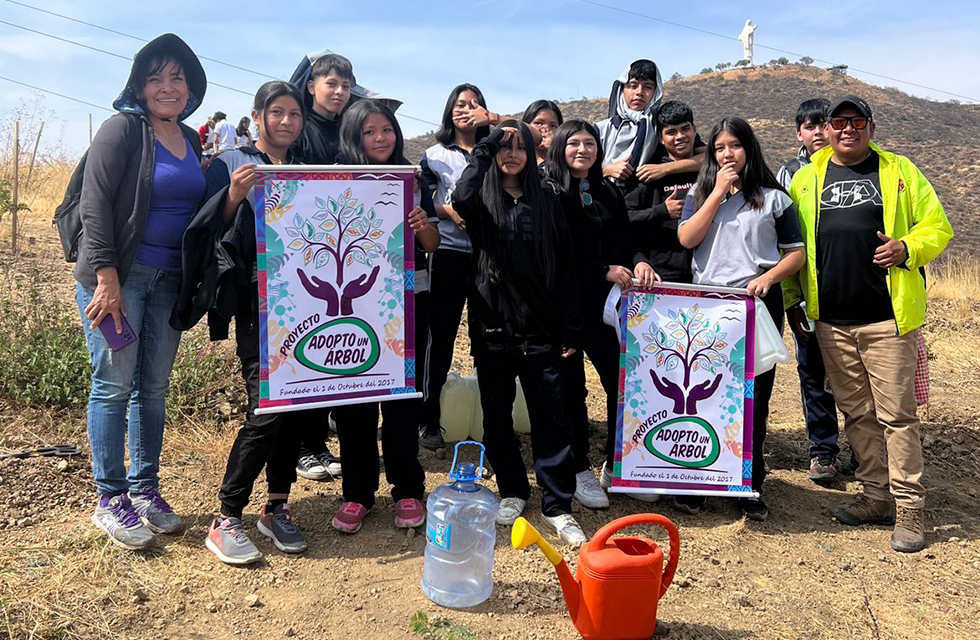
[{"xmin": 511, "ymin": 517, "xmax": 563, "ymax": 565}]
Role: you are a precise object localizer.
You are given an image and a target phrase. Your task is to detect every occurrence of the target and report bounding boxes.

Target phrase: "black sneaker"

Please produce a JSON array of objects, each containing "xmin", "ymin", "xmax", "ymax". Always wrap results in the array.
[
  {"xmin": 318, "ymin": 448, "xmax": 342, "ymax": 477},
  {"xmin": 296, "ymin": 453, "xmax": 330, "ymax": 480},
  {"xmin": 256, "ymin": 503, "xmax": 307, "ymax": 553},
  {"xmin": 738, "ymin": 496, "xmax": 769, "ymax": 522},
  {"xmin": 674, "ymin": 495, "xmax": 707, "ymax": 515},
  {"xmin": 419, "ymin": 423, "xmax": 446, "ymax": 451}
]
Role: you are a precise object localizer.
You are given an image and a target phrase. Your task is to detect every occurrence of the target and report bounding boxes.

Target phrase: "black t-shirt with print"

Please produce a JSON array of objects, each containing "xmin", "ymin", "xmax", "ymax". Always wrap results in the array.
[{"xmin": 817, "ymin": 154, "xmax": 894, "ymax": 325}]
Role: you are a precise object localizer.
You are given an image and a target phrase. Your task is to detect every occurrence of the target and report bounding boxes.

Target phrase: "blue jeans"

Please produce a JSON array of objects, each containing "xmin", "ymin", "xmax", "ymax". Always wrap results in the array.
[{"xmin": 76, "ymin": 262, "xmax": 182, "ymax": 496}]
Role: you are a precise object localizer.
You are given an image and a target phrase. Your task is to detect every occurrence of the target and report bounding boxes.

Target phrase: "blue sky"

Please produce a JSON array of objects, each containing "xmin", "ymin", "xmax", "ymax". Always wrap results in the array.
[{"xmin": 1, "ymin": 0, "xmax": 979, "ymax": 155}]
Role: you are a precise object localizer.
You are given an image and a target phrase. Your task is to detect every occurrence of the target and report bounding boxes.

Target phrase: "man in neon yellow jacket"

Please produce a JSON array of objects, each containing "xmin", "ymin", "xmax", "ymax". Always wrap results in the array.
[{"xmin": 783, "ymin": 95, "xmax": 953, "ymax": 553}]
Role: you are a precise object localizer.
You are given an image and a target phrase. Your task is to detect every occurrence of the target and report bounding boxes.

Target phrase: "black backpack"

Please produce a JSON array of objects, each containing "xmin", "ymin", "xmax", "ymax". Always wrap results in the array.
[{"xmin": 53, "ymin": 151, "xmax": 88, "ymax": 262}]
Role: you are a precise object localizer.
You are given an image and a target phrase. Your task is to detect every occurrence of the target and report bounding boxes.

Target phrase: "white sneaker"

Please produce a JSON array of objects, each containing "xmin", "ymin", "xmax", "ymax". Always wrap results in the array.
[
  {"xmin": 600, "ymin": 461, "xmax": 613, "ymax": 489},
  {"xmin": 544, "ymin": 513, "xmax": 588, "ymax": 548},
  {"xmin": 574, "ymin": 469, "xmax": 610, "ymax": 509},
  {"xmin": 496, "ymin": 497, "xmax": 527, "ymax": 526}
]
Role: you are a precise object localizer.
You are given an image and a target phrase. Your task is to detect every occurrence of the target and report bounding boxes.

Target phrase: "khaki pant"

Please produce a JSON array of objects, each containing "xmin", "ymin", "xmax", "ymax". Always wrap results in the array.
[{"xmin": 815, "ymin": 321, "xmax": 924, "ymax": 508}]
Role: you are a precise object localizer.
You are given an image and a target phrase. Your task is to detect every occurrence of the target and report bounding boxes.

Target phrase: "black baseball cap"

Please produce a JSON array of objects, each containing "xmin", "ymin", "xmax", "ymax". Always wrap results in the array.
[{"xmin": 829, "ymin": 95, "xmax": 873, "ymax": 120}]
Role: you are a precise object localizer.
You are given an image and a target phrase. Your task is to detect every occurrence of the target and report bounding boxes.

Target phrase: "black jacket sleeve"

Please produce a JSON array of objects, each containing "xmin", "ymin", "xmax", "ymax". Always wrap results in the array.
[
  {"xmin": 452, "ymin": 128, "xmax": 505, "ymax": 223},
  {"xmin": 419, "ymin": 153, "xmax": 438, "ymax": 197},
  {"xmin": 551, "ymin": 198, "xmax": 583, "ymax": 351},
  {"xmin": 78, "ymin": 114, "xmax": 137, "ymax": 273},
  {"xmin": 626, "ymin": 181, "xmax": 670, "ymax": 225},
  {"xmin": 606, "ymin": 183, "xmax": 633, "ymax": 268}
]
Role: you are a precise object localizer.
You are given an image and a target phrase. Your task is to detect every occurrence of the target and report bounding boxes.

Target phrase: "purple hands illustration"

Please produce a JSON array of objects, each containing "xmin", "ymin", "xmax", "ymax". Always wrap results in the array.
[
  {"xmin": 650, "ymin": 370, "xmax": 686, "ymax": 415},
  {"xmin": 297, "ymin": 269, "xmax": 339, "ymax": 316},
  {"xmin": 340, "ymin": 266, "xmax": 380, "ymax": 316},
  {"xmin": 298, "ymin": 265, "xmax": 380, "ymax": 317},
  {"xmin": 685, "ymin": 374, "xmax": 722, "ymax": 415},
  {"xmin": 650, "ymin": 369, "xmax": 723, "ymax": 416}
]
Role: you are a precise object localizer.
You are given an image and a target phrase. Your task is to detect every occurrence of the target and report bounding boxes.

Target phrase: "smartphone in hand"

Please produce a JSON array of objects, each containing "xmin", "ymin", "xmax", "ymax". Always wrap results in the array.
[{"xmin": 98, "ymin": 314, "xmax": 137, "ymax": 352}]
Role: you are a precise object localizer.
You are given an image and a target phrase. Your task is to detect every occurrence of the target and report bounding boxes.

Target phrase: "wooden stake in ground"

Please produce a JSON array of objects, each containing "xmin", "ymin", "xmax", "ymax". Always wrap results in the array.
[{"xmin": 11, "ymin": 120, "xmax": 19, "ymax": 255}]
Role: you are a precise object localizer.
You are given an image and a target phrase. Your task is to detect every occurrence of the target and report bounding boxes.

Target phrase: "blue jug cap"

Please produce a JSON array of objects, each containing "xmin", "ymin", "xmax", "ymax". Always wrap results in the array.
[
  {"xmin": 449, "ymin": 441, "xmax": 485, "ymax": 483},
  {"xmin": 453, "ymin": 462, "xmax": 479, "ymax": 483}
]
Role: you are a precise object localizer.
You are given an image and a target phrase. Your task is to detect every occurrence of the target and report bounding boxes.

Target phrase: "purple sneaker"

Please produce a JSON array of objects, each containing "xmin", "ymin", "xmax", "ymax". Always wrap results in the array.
[
  {"xmin": 92, "ymin": 492, "xmax": 155, "ymax": 550},
  {"xmin": 130, "ymin": 487, "xmax": 184, "ymax": 534}
]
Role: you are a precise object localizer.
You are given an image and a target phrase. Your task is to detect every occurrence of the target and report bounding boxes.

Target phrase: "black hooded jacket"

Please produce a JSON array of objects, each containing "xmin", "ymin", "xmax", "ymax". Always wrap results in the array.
[
  {"xmin": 293, "ymin": 109, "xmax": 343, "ymax": 165},
  {"xmin": 74, "ymin": 34, "xmax": 206, "ymax": 289},
  {"xmin": 453, "ymin": 129, "xmax": 582, "ymax": 355}
]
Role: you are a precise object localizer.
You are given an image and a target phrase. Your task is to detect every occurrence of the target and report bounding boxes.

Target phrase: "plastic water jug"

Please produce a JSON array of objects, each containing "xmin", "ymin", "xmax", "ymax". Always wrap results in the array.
[
  {"xmin": 464, "ymin": 374, "xmax": 485, "ymax": 441},
  {"xmin": 513, "ymin": 377, "xmax": 531, "ymax": 434},
  {"xmin": 440, "ymin": 373, "xmax": 474, "ymax": 443},
  {"xmin": 421, "ymin": 441, "xmax": 498, "ymax": 608}
]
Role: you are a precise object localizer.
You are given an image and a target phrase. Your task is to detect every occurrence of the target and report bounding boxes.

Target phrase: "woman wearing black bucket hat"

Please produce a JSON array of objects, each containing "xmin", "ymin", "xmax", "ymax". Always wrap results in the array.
[{"xmin": 74, "ymin": 33, "xmax": 207, "ymax": 550}]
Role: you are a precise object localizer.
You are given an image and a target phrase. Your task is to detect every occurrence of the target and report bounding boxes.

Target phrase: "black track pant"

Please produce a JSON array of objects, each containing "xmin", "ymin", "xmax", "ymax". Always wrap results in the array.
[{"xmin": 476, "ymin": 350, "xmax": 575, "ymax": 516}]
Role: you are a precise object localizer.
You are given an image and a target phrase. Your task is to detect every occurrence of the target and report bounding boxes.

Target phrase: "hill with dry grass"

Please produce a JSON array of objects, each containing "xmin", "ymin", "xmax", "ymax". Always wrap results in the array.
[{"xmin": 406, "ymin": 66, "xmax": 979, "ymax": 251}]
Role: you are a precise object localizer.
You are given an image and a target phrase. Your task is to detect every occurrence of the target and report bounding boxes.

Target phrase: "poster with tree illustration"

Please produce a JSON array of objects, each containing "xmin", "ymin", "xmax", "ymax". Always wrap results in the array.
[
  {"xmin": 613, "ymin": 284, "xmax": 757, "ymax": 496},
  {"xmin": 252, "ymin": 166, "xmax": 419, "ymax": 414}
]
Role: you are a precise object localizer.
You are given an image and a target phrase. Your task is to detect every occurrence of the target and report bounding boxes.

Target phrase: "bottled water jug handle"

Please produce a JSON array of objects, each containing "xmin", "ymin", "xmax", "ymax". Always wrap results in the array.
[{"xmin": 449, "ymin": 440, "xmax": 485, "ymax": 482}]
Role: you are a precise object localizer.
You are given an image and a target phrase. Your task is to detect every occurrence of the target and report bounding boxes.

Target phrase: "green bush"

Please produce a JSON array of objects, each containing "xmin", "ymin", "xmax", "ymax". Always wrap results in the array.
[
  {"xmin": 0, "ymin": 265, "xmax": 90, "ymax": 410},
  {"xmin": 0, "ymin": 263, "xmax": 239, "ymax": 419}
]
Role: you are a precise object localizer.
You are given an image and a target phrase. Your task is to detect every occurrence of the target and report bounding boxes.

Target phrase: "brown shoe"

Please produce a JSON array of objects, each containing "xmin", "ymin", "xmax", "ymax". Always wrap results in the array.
[
  {"xmin": 891, "ymin": 507, "xmax": 926, "ymax": 553},
  {"xmin": 830, "ymin": 494, "xmax": 895, "ymax": 526}
]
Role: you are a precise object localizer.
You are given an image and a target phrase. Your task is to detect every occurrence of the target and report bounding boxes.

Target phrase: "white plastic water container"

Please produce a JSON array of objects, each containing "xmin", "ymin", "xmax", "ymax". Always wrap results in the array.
[
  {"xmin": 421, "ymin": 441, "xmax": 498, "ymax": 608},
  {"xmin": 465, "ymin": 374, "xmax": 484, "ymax": 441},
  {"xmin": 513, "ymin": 377, "xmax": 531, "ymax": 434},
  {"xmin": 440, "ymin": 373, "xmax": 474, "ymax": 443}
]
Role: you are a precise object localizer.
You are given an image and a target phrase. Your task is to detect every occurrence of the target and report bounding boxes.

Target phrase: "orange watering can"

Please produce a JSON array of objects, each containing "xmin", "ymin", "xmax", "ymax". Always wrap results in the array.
[{"xmin": 512, "ymin": 514, "xmax": 680, "ymax": 640}]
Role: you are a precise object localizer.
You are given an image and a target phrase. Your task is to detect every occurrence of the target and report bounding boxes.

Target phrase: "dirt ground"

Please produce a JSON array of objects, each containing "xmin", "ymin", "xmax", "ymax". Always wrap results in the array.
[{"xmin": 1, "ymin": 217, "xmax": 978, "ymax": 640}]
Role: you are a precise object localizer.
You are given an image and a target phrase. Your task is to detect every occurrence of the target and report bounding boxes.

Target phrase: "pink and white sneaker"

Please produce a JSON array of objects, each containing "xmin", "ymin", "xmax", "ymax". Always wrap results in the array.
[
  {"xmin": 331, "ymin": 501, "xmax": 369, "ymax": 534},
  {"xmin": 394, "ymin": 498, "xmax": 425, "ymax": 528}
]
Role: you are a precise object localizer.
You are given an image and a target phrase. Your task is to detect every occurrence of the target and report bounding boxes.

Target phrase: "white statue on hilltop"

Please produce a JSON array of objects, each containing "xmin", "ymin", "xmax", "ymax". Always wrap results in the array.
[{"xmin": 738, "ymin": 19, "xmax": 758, "ymax": 65}]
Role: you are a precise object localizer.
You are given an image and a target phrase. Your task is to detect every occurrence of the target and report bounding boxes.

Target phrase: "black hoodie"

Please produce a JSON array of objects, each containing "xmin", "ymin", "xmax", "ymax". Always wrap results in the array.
[
  {"xmin": 627, "ymin": 144, "xmax": 697, "ymax": 283},
  {"xmin": 453, "ymin": 129, "xmax": 582, "ymax": 355}
]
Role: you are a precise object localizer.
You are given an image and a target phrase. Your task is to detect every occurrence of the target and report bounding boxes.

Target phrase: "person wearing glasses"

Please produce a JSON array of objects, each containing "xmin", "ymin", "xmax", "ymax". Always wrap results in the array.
[
  {"xmin": 783, "ymin": 95, "xmax": 953, "ymax": 553},
  {"xmin": 521, "ymin": 100, "xmax": 563, "ymax": 167}
]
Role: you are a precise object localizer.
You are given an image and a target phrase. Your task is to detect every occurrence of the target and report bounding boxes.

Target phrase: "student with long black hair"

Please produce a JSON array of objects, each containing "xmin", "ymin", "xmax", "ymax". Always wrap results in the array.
[
  {"xmin": 418, "ymin": 84, "xmax": 501, "ymax": 451},
  {"xmin": 677, "ymin": 117, "xmax": 805, "ymax": 521},
  {"xmin": 453, "ymin": 120, "xmax": 587, "ymax": 546},
  {"xmin": 522, "ymin": 99, "xmax": 563, "ymax": 167},
  {"xmin": 544, "ymin": 120, "xmax": 646, "ymax": 510},
  {"xmin": 191, "ymin": 81, "xmax": 319, "ymax": 565},
  {"xmin": 329, "ymin": 100, "xmax": 440, "ymax": 534}
]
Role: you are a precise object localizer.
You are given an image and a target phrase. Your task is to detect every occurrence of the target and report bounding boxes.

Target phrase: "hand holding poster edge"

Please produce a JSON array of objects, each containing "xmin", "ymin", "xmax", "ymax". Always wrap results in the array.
[{"xmin": 252, "ymin": 165, "xmax": 423, "ymax": 415}]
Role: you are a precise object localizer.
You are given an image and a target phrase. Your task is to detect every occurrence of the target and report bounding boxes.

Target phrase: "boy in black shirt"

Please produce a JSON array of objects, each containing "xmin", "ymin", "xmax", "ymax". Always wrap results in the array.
[
  {"xmin": 628, "ymin": 101, "xmax": 701, "ymax": 284},
  {"xmin": 290, "ymin": 53, "xmax": 355, "ymax": 164}
]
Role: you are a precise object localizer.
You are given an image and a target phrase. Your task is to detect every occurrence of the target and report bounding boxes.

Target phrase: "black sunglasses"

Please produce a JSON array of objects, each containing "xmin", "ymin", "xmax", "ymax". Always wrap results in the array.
[{"xmin": 829, "ymin": 116, "xmax": 870, "ymax": 131}]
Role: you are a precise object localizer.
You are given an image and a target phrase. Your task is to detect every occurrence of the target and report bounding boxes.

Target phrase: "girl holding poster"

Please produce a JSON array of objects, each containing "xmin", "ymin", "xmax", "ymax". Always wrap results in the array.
[
  {"xmin": 452, "ymin": 121, "xmax": 588, "ymax": 547},
  {"xmin": 677, "ymin": 117, "xmax": 805, "ymax": 521},
  {"xmin": 328, "ymin": 100, "xmax": 441, "ymax": 534},
  {"xmin": 544, "ymin": 120, "xmax": 643, "ymax": 510},
  {"xmin": 196, "ymin": 81, "xmax": 323, "ymax": 565}
]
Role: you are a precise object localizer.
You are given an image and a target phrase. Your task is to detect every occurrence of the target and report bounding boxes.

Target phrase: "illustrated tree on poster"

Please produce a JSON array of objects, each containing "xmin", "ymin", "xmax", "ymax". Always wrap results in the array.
[
  {"xmin": 643, "ymin": 304, "xmax": 728, "ymax": 415},
  {"xmin": 286, "ymin": 187, "xmax": 385, "ymax": 316}
]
